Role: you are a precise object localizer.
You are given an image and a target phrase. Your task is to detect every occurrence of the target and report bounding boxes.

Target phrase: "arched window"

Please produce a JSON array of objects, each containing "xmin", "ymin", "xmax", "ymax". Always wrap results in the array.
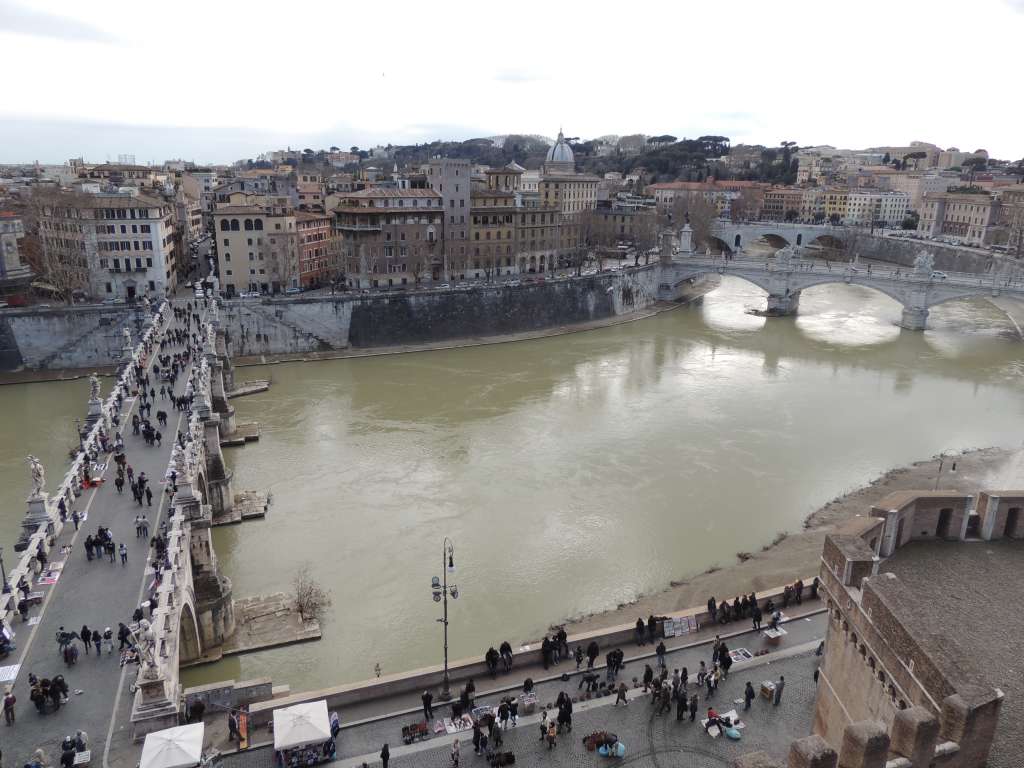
[
  {"xmin": 230, "ymin": 219, "xmax": 240, "ymax": 231},
  {"xmin": 244, "ymin": 219, "xmax": 253, "ymax": 231},
  {"xmin": 220, "ymin": 219, "xmax": 229, "ymax": 231},
  {"xmin": 254, "ymin": 219, "xmax": 263, "ymax": 231}
]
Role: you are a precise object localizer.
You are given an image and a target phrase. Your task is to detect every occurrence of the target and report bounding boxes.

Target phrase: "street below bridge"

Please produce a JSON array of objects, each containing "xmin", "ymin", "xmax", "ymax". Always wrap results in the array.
[{"xmin": 3, "ymin": 304, "xmax": 202, "ymax": 768}]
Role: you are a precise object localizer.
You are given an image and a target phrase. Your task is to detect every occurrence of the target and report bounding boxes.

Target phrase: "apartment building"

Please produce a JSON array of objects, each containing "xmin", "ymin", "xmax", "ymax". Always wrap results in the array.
[
  {"xmin": 917, "ymin": 190, "xmax": 999, "ymax": 246},
  {"xmin": 334, "ymin": 188, "xmax": 443, "ymax": 288},
  {"xmin": 37, "ymin": 190, "xmax": 178, "ymax": 300},
  {"xmin": 213, "ymin": 202, "xmax": 298, "ymax": 295},
  {"xmin": 0, "ymin": 212, "xmax": 29, "ymax": 281},
  {"xmin": 295, "ymin": 210, "xmax": 332, "ymax": 287},
  {"xmin": 761, "ymin": 186, "xmax": 806, "ymax": 221},
  {"xmin": 469, "ymin": 187, "xmax": 517, "ymax": 279}
]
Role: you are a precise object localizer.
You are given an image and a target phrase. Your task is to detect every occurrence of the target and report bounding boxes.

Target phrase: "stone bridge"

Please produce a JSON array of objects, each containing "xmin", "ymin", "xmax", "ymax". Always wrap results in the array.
[
  {"xmin": 711, "ymin": 221, "xmax": 848, "ymax": 252},
  {"xmin": 660, "ymin": 249, "xmax": 1024, "ymax": 330},
  {"xmin": 130, "ymin": 304, "xmax": 243, "ymax": 734}
]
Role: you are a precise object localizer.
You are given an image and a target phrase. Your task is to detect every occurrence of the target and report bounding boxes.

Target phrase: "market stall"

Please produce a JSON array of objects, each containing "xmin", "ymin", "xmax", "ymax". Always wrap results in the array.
[
  {"xmin": 140, "ymin": 723, "xmax": 205, "ymax": 768},
  {"xmin": 274, "ymin": 700, "xmax": 336, "ymax": 766}
]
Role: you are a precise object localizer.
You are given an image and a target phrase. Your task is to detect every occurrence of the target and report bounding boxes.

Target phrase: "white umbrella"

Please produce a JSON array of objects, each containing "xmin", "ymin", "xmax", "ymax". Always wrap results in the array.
[
  {"xmin": 274, "ymin": 700, "xmax": 332, "ymax": 751},
  {"xmin": 140, "ymin": 723, "xmax": 205, "ymax": 768}
]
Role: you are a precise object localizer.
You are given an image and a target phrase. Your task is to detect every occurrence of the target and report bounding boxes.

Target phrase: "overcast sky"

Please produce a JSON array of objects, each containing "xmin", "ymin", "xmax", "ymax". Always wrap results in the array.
[{"xmin": 2, "ymin": 0, "xmax": 1023, "ymax": 165}]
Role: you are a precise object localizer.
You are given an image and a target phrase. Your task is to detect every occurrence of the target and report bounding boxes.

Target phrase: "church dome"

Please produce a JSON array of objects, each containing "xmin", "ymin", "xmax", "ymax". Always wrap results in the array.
[{"xmin": 546, "ymin": 131, "xmax": 574, "ymax": 164}]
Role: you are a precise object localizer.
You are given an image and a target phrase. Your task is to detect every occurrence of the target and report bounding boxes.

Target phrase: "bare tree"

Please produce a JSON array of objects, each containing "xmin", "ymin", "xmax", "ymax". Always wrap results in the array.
[
  {"xmin": 632, "ymin": 210, "xmax": 659, "ymax": 265},
  {"xmin": 293, "ymin": 563, "xmax": 332, "ymax": 622},
  {"xmin": 407, "ymin": 247, "xmax": 430, "ymax": 285},
  {"xmin": 25, "ymin": 188, "xmax": 92, "ymax": 303},
  {"xmin": 667, "ymin": 192, "xmax": 718, "ymax": 251},
  {"xmin": 730, "ymin": 189, "xmax": 761, "ymax": 223}
]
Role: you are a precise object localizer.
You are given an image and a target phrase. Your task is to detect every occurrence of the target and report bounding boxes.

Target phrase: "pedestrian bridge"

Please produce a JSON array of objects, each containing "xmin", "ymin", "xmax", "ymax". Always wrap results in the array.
[
  {"xmin": 663, "ymin": 251, "xmax": 1024, "ymax": 330},
  {"xmin": 711, "ymin": 222, "xmax": 848, "ymax": 252}
]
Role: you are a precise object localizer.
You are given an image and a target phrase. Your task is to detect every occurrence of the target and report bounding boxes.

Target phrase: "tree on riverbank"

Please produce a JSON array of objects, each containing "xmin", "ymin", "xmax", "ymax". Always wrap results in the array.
[{"xmin": 294, "ymin": 563, "xmax": 332, "ymax": 621}]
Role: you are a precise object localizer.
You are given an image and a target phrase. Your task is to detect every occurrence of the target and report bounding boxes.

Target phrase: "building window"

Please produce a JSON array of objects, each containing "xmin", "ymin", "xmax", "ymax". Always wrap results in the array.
[
  {"xmin": 105, "ymin": 282, "xmax": 112, "ymax": 293},
  {"xmin": 255, "ymin": 219, "xmax": 263, "ymax": 230},
  {"xmin": 244, "ymin": 219, "xmax": 253, "ymax": 230},
  {"xmin": 231, "ymin": 219, "xmax": 240, "ymax": 231}
]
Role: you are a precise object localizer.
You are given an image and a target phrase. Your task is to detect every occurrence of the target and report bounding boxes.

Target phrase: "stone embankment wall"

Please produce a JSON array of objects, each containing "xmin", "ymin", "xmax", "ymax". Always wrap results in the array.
[
  {"xmin": 0, "ymin": 305, "xmax": 132, "ymax": 370},
  {"xmin": 219, "ymin": 266, "xmax": 662, "ymax": 358}
]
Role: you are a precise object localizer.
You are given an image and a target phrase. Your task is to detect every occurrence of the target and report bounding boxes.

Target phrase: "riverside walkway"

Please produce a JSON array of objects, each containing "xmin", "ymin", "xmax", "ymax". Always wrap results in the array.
[
  {"xmin": 3, "ymin": 304, "xmax": 202, "ymax": 768},
  {"xmin": 214, "ymin": 605, "xmax": 827, "ymax": 768}
]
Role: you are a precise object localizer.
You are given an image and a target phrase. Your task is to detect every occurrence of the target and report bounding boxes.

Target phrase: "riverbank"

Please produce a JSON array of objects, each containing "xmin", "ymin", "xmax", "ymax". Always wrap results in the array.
[
  {"xmin": 563, "ymin": 444, "xmax": 1024, "ymax": 635},
  {"xmin": 231, "ymin": 278, "xmax": 718, "ymax": 368}
]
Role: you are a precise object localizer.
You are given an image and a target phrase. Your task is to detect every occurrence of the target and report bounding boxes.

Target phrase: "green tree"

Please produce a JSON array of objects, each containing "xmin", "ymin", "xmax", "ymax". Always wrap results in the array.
[{"xmin": 784, "ymin": 209, "xmax": 799, "ymax": 222}]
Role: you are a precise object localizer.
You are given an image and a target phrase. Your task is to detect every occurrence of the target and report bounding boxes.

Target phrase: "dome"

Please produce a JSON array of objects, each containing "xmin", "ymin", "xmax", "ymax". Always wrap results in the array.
[{"xmin": 546, "ymin": 131, "xmax": 574, "ymax": 164}]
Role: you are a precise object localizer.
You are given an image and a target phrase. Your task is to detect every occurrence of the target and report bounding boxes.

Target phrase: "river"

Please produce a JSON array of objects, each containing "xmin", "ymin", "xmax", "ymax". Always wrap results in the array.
[{"xmin": 1, "ymin": 277, "xmax": 1022, "ymax": 692}]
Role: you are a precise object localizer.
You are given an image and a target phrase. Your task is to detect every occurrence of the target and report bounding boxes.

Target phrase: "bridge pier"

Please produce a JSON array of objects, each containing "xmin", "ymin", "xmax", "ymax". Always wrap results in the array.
[
  {"xmin": 899, "ymin": 307, "xmax": 929, "ymax": 331},
  {"xmin": 766, "ymin": 290, "xmax": 801, "ymax": 316}
]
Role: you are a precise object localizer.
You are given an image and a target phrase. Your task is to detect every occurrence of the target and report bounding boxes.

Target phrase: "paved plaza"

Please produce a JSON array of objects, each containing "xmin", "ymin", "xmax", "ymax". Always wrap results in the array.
[
  {"xmin": 3, "ymin": 305, "xmax": 199, "ymax": 767},
  {"xmin": 221, "ymin": 616, "xmax": 826, "ymax": 768},
  {"xmin": 222, "ymin": 648, "xmax": 822, "ymax": 768}
]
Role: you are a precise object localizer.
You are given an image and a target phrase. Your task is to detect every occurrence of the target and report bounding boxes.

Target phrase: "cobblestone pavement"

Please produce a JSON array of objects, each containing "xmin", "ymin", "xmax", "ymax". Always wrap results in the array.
[
  {"xmin": 2, "ymin": 306, "xmax": 200, "ymax": 768},
  {"xmin": 222, "ymin": 649, "xmax": 822, "ymax": 768}
]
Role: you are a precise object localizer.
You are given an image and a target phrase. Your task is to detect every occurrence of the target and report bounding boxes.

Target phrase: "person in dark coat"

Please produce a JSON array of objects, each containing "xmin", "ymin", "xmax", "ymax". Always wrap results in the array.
[
  {"xmin": 688, "ymin": 694, "xmax": 699, "ymax": 722},
  {"xmin": 586, "ymin": 640, "xmax": 599, "ymax": 668},
  {"xmin": 380, "ymin": 744, "xmax": 390, "ymax": 768}
]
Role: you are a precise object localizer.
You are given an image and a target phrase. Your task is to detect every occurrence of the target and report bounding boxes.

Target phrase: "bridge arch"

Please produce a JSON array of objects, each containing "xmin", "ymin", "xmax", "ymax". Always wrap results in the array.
[
  {"xmin": 924, "ymin": 291, "xmax": 1003, "ymax": 311},
  {"xmin": 761, "ymin": 233, "xmax": 791, "ymax": 249},
  {"xmin": 793, "ymin": 276, "xmax": 910, "ymax": 308},
  {"xmin": 178, "ymin": 600, "xmax": 201, "ymax": 664},
  {"xmin": 706, "ymin": 236, "xmax": 733, "ymax": 254},
  {"xmin": 810, "ymin": 235, "xmax": 845, "ymax": 250}
]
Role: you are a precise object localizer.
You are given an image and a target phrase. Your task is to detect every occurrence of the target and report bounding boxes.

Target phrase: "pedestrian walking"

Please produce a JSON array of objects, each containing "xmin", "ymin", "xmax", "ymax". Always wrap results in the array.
[
  {"xmin": 422, "ymin": 690, "xmax": 433, "ymax": 721},
  {"xmin": 93, "ymin": 631, "xmax": 102, "ymax": 655},
  {"xmin": 656, "ymin": 640, "xmax": 666, "ymax": 670},
  {"xmin": 538, "ymin": 710, "xmax": 548, "ymax": 742},
  {"xmin": 773, "ymin": 676, "xmax": 785, "ymax": 706},
  {"xmin": 106, "ymin": 539, "xmax": 116, "ymax": 564},
  {"xmin": 71, "ymin": 510, "xmax": 80, "ymax": 530},
  {"xmin": 228, "ymin": 712, "xmax": 240, "ymax": 742},
  {"xmin": 546, "ymin": 719, "xmax": 557, "ymax": 750},
  {"xmin": 145, "ymin": 487, "xmax": 153, "ymax": 507},
  {"xmin": 119, "ymin": 543, "xmax": 128, "ymax": 566},
  {"xmin": 3, "ymin": 686, "xmax": 16, "ymax": 725},
  {"xmin": 614, "ymin": 681, "xmax": 628, "ymax": 706},
  {"xmin": 688, "ymin": 694, "xmax": 698, "ymax": 722},
  {"xmin": 450, "ymin": 739, "xmax": 460, "ymax": 768},
  {"xmin": 80, "ymin": 625, "xmax": 91, "ymax": 655},
  {"xmin": 744, "ymin": 682, "xmax": 755, "ymax": 711}
]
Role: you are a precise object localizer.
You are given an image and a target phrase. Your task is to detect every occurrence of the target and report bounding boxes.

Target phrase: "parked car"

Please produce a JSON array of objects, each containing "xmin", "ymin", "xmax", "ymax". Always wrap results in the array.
[
  {"xmin": 284, "ymin": 286, "xmax": 302, "ymax": 294},
  {"xmin": 931, "ymin": 271, "xmax": 948, "ymax": 280}
]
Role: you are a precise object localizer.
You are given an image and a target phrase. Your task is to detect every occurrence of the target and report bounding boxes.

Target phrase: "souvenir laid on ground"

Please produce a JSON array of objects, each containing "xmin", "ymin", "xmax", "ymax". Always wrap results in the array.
[
  {"xmin": 443, "ymin": 715, "xmax": 474, "ymax": 734},
  {"xmin": 762, "ymin": 626, "xmax": 787, "ymax": 640},
  {"xmin": 27, "ymin": 617, "xmax": 41, "ymax": 626},
  {"xmin": 729, "ymin": 648, "xmax": 753, "ymax": 663},
  {"xmin": 663, "ymin": 616, "xmax": 698, "ymax": 638},
  {"xmin": 701, "ymin": 710, "xmax": 744, "ymax": 739}
]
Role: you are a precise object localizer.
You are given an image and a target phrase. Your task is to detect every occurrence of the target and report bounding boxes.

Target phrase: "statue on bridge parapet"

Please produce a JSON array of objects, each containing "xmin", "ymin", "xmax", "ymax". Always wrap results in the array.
[
  {"xmin": 913, "ymin": 250, "xmax": 935, "ymax": 277},
  {"xmin": 775, "ymin": 245, "xmax": 797, "ymax": 269},
  {"xmin": 26, "ymin": 454, "xmax": 45, "ymax": 497},
  {"xmin": 89, "ymin": 372, "xmax": 101, "ymax": 402}
]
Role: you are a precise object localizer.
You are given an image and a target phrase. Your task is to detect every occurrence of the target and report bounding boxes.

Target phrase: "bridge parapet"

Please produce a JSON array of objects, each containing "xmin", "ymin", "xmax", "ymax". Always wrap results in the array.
[
  {"xmin": 130, "ymin": 308, "xmax": 236, "ymax": 738},
  {"xmin": 2, "ymin": 301, "xmax": 171, "ymax": 628}
]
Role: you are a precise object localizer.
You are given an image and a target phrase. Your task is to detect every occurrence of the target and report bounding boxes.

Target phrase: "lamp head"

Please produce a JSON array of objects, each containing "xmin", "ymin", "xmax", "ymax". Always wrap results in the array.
[{"xmin": 450, "ymin": 586, "xmax": 459, "ymax": 600}]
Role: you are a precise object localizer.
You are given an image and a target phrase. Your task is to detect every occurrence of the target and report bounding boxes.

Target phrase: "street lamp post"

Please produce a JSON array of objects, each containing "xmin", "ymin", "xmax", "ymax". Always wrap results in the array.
[
  {"xmin": 934, "ymin": 450, "xmax": 958, "ymax": 490},
  {"xmin": 431, "ymin": 537, "xmax": 458, "ymax": 701},
  {"xmin": 0, "ymin": 546, "xmax": 10, "ymax": 594},
  {"xmin": 74, "ymin": 417, "xmax": 84, "ymax": 452}
]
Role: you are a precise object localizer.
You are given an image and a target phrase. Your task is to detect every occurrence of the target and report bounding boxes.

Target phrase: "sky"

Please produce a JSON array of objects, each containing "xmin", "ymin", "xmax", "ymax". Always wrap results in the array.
[{"xmin": 2, "ymin": 0, "xmax": 1023, "ymax": 165}]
